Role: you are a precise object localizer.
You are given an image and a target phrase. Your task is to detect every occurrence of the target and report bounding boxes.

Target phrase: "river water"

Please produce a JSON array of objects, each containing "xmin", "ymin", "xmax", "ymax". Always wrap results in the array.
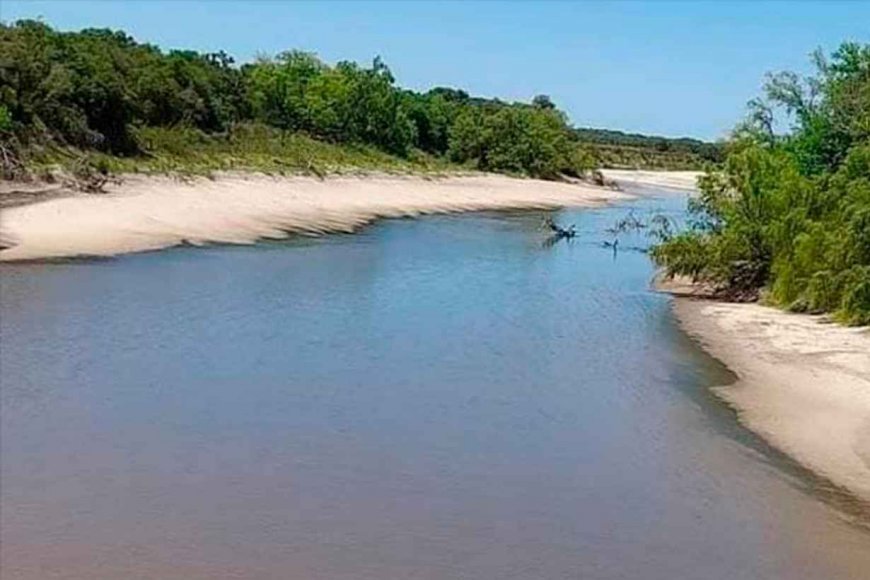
[{"xmin": 1, "ymin": 193, "xmax": 868, "ymax": 579}]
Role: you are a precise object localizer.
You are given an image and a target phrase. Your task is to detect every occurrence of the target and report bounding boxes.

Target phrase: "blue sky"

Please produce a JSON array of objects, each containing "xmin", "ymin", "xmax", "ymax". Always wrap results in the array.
[{"xmin": 3, "ymin": 1, "xmax": 868, "ymax": 140}]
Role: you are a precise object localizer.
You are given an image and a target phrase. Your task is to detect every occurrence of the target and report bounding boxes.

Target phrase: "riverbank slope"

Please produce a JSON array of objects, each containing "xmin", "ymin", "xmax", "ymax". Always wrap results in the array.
[
  {"xmin": 672, "ymin": 296, "xmax": 870, "ymax": 504},
  {"xmin": 0, "ymin": 173, "xmax": 631, "ymax": 261}
]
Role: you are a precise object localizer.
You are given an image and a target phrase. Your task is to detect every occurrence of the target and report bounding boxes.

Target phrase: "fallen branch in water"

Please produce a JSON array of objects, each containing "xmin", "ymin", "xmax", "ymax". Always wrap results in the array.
[
  {"xmin": 541, "ymin": 217, "xmax": 577, "ymax": 248},
  {"xmin": 543, "ymin": 217, "xmax": 576, "ymax": 238}
]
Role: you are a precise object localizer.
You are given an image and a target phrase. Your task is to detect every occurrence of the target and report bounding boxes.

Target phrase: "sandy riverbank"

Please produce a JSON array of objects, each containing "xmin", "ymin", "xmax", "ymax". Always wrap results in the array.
[
  {"xmin": 0, "ymin": 173, "xmax": 634, "ymax": 261},
  {"xmin": 600, "ymin": 169, "xmax": 701, "ymax": 191},
  {"xmin": 671, "ymin": 296, "xmax": 870, "ymax": 504}
]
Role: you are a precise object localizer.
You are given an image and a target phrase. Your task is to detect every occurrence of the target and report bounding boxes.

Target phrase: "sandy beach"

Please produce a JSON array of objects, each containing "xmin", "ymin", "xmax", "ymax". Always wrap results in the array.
[
  {"xmin": 672, "ymin": 297, "xmax": 870, "ymax": 504},
  {"xmin": 0, "ymin": 173, "xmax": 635, "ymax": 261},
  {"xmin": 600, "ymin": 169, "xmax": 701, "ymax": 191}
]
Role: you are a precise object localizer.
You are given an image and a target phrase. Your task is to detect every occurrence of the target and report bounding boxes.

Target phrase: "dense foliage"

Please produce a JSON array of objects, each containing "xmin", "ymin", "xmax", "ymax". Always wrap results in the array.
[
  {"xmin": 653, "ymin": 43, "xmax": 870, "ymax": 325},
  {"xmin": 0, "ymin": 21, "xmax": 718, "ymax": 180},
  {"xmin": 0, "ymin": 20, "xmax": 624, "ymax": 179}
]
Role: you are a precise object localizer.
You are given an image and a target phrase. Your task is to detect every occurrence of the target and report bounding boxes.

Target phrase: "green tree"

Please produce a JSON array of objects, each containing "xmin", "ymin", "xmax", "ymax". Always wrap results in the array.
[
  {"xmin": 653, "ymin": 42, "xmax": 870, "ymax": 325},
  {"xmin": 246, "ymin": 50, "xmax": 325, "ymax": 133}
]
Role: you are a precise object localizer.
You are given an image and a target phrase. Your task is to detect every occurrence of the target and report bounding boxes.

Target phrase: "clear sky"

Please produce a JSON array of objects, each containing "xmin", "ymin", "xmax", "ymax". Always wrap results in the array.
[{"xmin": 3, "ymin": 0, "xmax": 868, "ymax": 140}]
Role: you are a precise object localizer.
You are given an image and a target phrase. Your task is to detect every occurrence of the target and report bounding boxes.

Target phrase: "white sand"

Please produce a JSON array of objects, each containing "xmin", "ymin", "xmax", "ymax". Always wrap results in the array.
[
  {"xmin": 601, "ymin": 169, "xmax": 701, "ymax": 191},
  {"xmin": 0, "ymin": 173, "xmax": 632, "ymax": 261},
  {"xmin": 673, "ymin": 298, "xmax": 870, "ymax": 502}
]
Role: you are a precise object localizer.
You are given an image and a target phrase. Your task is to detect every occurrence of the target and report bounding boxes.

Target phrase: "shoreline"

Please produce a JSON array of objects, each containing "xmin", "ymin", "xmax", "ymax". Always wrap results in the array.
[
  {"xmin": 0, "ymin": 172, "xmax": 638, "ymax": 262},
  {"xmin": 0, "ymin": 169, "xmax": 700, "ymax": 262},
  {"xmin": 8, "ymin": 168, "xmax": 867, "ymax": 507},
  {"xmin": 668, "ymin": 293, "xmax": 870, "ymax": 505}
]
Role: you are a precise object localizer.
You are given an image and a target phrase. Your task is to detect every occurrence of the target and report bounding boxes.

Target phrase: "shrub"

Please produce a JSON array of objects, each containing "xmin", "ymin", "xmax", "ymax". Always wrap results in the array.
[{"xmin": 652, "ymin": 43, "xmax": 870, "ymax": 324}]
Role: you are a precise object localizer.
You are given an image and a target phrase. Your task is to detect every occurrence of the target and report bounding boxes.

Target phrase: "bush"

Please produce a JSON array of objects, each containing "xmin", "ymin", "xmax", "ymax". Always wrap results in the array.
[
  {"xmin": 838, "ymin": 266, "xmax": 870, "ymax": 325},
  {"xmin": 447, "ymin": 105, "xmax": 581, "ymax": 178},
  {"xmin": 652, "ymin": 43, "xmax": 870, "ymax": 325}
]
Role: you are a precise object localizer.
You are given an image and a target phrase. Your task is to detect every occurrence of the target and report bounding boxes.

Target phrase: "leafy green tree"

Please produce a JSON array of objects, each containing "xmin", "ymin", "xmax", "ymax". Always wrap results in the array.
[
  {"xmin": 405, "ymin": 91, "xmax": 454, "ymax": 154},
  {"xmin": 653, "ymin": 42, "xmax": 870, "ymax": 324},
  {"xmin": 246, "ymin": 50, "xmax": 325, "ymax": 133},
  {"xmin": 448, "ymin": 102, "xmax": 580, "ymax": 178}
]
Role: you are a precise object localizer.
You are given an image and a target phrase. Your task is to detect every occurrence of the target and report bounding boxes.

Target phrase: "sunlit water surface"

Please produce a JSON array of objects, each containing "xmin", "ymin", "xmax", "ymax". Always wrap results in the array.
[{"xmin": 2, "ymin": 193, "xmax": 869, "ymax": 579}]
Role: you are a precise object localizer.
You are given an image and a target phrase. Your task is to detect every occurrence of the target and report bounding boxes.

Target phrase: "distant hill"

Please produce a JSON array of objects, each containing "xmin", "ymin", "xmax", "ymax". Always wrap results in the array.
[{"xmin": 573, "ymin": 128, "xmax": 723, "ymax": 170}]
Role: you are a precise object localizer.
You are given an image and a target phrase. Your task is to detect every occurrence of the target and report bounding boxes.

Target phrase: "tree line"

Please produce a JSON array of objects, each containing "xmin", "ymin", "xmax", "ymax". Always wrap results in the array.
[
  {"xmin": 573, "ymin": 128, "xmax": 722, "ymax": 162},
  {"xmin": 0, "ymin": 20, "xmax": 604, "ymax": 179},
  {"xmin": 652, "ymin": 42, "xmax": 870, "ymax": 325}
]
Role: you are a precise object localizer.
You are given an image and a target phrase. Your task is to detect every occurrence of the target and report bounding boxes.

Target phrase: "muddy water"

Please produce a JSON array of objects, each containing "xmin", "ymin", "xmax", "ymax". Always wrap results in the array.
[{"xmin": 1, "ymin": 194, "xmax": 868, "ymax": 579}]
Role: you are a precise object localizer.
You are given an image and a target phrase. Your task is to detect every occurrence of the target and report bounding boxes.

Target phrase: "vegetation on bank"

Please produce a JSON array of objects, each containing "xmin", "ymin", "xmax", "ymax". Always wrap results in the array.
[
  {"xmin": 652, "ymin": 43, "xmax": 870, "ymax": 325},
  {"xmin": 0, "ymin": 20, "xmax": 715, "ymax": 183},
  {"xmin": 24, "ymin": 124, "xmax": 456, "ymax": 179},
  {"xmin": 574, "ymin": 128, "xmax": 723, "ymax": 170}
]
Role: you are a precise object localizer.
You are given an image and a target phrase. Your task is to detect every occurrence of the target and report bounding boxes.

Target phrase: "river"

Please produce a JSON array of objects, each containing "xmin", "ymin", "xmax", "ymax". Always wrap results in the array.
[{"xmin": 1, "ymin": 192, "xmax": 868, "ymax": 579}]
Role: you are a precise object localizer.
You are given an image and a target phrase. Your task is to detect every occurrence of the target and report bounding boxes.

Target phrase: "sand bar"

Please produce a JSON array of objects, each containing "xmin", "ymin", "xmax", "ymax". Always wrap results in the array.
[
  {"xmin": 601, "ymin": 169, "xmax": 701, "ymax": 191},
  {"xmin": 0, "ymin": 173, "xmax": 630, "ymax": 261},
  {"xmin": 673, "ymin": 297, "xmax": 870, "ymax": 503}
]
